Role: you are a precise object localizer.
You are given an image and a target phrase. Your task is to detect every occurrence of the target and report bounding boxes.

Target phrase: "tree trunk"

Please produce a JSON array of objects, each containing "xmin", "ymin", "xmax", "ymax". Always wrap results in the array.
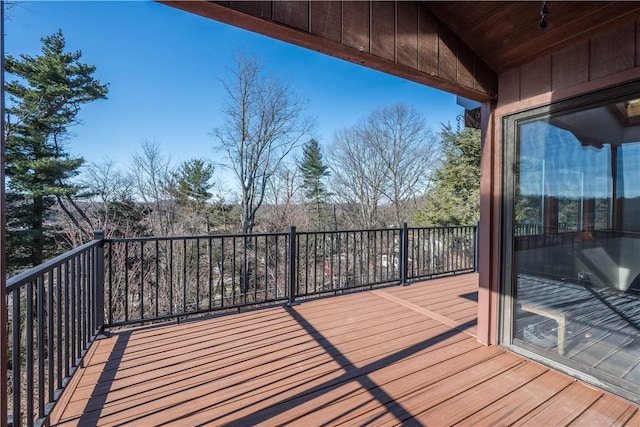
[{"xmin": 31, "ymin": 196, "xmax": 45, "ymax": 266}]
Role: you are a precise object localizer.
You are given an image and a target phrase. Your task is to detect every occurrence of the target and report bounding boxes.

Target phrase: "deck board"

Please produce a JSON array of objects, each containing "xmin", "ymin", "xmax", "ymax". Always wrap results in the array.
[{"xmin": 51, "ymin": 273, "xmax": 639, "ymax": 426}]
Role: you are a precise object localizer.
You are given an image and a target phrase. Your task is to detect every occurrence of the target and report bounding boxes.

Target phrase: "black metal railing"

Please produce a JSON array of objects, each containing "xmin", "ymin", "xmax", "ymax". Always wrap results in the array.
[
  {"xmin": 103, "ymin": 224, "xmax": 477, "ymax": 326},
  {"xmin": 103, "ymin": 232, "xmax": 290, "ymax": 327},
  {"xmin": 4, "ymin": 224, "xmax": 477, "ymax": 426},
  {"xmin": 5, "ymin": 232, "xmax": 104, "ymax": 427}
]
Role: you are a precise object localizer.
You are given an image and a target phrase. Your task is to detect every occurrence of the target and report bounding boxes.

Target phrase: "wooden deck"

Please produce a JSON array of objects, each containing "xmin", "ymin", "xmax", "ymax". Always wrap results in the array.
[{"xmin": 51, "ymin": 274, "xmax": 639, "ymax": 426}]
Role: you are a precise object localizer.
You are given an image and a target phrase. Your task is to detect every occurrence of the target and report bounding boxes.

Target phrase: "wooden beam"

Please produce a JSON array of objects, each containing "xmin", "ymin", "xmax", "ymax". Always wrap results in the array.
[
  {"xmin": 477, "ymin": 100, "xmax": 498, "ymax": 345},
  {"xmin": 158, "ymin": 0, "xmax": 498, "ymax": 101}
]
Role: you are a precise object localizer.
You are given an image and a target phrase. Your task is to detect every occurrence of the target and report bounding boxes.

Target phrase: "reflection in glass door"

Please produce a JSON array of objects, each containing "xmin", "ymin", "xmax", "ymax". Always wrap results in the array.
[{"xmin": 508, "ymin": 91, "xmax": 640, "ymax": 403}]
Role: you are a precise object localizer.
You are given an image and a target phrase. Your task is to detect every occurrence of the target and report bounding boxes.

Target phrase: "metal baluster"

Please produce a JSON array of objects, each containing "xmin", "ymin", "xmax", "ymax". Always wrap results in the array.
[
  {"xmin": 221, "ymin": 237, "xmax": 226, "ymax": 308},
  {"xmin": 70, "ymin": 258, "xmax": 77, "ymax": 365},
  {"xmin": 140, "ymin": 241, "xmax": 145, "ymax": 320},
  {"xmin": 48, "ymin": 269, "xmax": 54, "ymax": 404},
  {"xmin": 124, "ymin": 242, "xmax": 129, "ymax": 322},
  {"xmin": 64, "ymin": 261, "xmax": 70, "ymax": 378},
  {"xmin": 76, "ymin": 256, "xmax": 82, "ymax": 361},
  {"xmin": 56, "ymin": 265, "xmax": 63, "ymax": 389},
  {"xmin": 287, "ymin": 226, "xmax": 297, "ymax": 305},
  {"xmin": 313, "ymin": 233, "xmax": 318, "ymax": 293},
  {"xmin": 12, "ymin": 288, "xmax": 21, "ymax": 426},
  {"xmin": 169, "ymin": 239, "xmax": 174, "ymax": 316},
  {"xmin": 263, "ymin": 235, "xmax": 268, "ymax": 300},
  {"xmin": 208, "ymin": 237, "xmax": 213, "ymax": 310},
  {"xmin": 232, "ymin": 237, "xmax": 237, "ymax": 306},
  {"xmin": 108, "ymin": 242, "xmax": 113, "ymax": 325},
  {"xmin": 183, "ymin": 238, "xmax": 187, "ymax": 314},
  {"xmin": 37, "ymin": 276, "xmax": 45, "ymax": 419},
  {"xmin": 254, "ymin": 235, "xmax": 258, "ymax": 303},
  {"xmin": 196, "ymin": 238, "xmax": 201, "ymax": 311},
  {"xmin": 26, "ymin": 282, "xmax": 34, "ymax": 427},
  {"xmin": 155, "ymin": 239, "xmax": 160, "ymax": 318}
]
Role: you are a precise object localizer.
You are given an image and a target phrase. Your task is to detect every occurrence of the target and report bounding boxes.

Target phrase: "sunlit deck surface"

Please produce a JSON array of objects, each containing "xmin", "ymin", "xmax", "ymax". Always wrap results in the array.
[{"xmin": 51, "ymin": 273, "xmax": 638, "ymax": 426}]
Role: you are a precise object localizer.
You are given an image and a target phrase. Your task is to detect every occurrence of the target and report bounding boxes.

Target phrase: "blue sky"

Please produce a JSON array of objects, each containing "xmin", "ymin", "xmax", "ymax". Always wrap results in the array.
[{"xmin": 5, "ymin": 1, "xmax": 464, "ymax": 177}]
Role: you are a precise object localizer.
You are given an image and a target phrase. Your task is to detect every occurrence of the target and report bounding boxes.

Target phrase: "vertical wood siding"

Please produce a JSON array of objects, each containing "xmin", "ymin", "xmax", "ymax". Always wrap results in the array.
[{"xmin": 498, "ymin": 21, "xmax": 640, "ymax": 111}]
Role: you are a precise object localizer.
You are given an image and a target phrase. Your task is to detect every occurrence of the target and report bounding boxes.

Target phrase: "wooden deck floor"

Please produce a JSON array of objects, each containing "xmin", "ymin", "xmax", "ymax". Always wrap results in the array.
[{"xmin": 51, "ymin": 274, "xmax": 639, "ymax": 426}]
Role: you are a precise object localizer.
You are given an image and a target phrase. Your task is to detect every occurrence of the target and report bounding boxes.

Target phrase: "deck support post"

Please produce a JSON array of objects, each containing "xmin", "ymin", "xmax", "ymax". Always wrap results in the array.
[
  {"xmin": 93, "ymin": 230, "xmax": 106, "ymax": 336},
  {"xmin": 287, "ymin": 226, "xmax": 299, "ymax": 306},
  {"xmin": 400, "ymin": 222, "xmax": 409, "ymax": 286},
  {"xmin": 474, "ymin": 221, "xmax": 479, "ymax": 272}
]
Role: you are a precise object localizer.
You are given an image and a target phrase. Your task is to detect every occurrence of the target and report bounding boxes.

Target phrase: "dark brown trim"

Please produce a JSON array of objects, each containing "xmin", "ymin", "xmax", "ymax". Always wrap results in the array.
[{"xmin": 477, "ymin": 100, "xmax": 498, "ymax": 345}]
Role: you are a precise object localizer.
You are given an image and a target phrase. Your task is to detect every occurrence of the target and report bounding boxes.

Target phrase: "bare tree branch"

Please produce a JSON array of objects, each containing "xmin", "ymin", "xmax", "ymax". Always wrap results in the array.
[{"xmin": 213, "ymin": 52, "xmax": 313, "ymax": 234}]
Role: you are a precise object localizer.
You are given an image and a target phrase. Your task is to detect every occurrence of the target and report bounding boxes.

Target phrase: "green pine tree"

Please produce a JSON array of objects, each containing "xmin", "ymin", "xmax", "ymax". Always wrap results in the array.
[
  {"xmin": 171, "ymin": 158, "xmax": 218, "ymax": 233},
  {"xmin": 417, "ymin": 124, "xmax": 481, "ymax": 226},
  {"xmin": 4, "ymin": 30, "xmax": 108, "ymax": 271},
  {"xmin": 298, "ymin": 139, "xmax": 330, "ymax": 229},
  {"xmin": 173, "ymin": 159, "xmax": 216, "ymax": 206}
]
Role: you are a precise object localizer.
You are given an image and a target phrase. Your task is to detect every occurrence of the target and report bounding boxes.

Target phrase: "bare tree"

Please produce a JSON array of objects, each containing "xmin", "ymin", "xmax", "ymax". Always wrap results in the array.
[
  {"xmin": 329, "ymin": 127, "xmax": 389, "ymax": 229},
  {"xmin": 260, "ymin": 163, "xmax": 304, "ymax": 232},
  {"xmin": 78, "ymin": 160, "xmax": 139, "ymax": 236},
  {"xmin": 131, "ymin": 139, "xmax": 176, "ymax": 236},
  {"xmin": 329, "ymin": 103, "xmax": 439, "ymax": 228},
  {"xmin": 364, "ymin": 103, "xmax": 439, "ymax": 225},
  {"xmin": 213, "ymin": 52, "xmax": 312, "ymax": 234}
]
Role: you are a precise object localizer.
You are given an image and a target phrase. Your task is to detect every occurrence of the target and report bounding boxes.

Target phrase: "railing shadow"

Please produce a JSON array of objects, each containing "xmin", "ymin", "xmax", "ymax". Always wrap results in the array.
[
  {"xmin": 74, "ymin": 332, "xmax": 131, "ymax": 426},
  {"xmin": 460, "ymin": 291, "xmax": 478, "ymax": 302},
  {"xmin": 224, "ymin": 310, "xmax": 477, "ymax": 426},
  {"xmin": 148, "ymin": 307, "xmax": 477, "ymax": 426}
]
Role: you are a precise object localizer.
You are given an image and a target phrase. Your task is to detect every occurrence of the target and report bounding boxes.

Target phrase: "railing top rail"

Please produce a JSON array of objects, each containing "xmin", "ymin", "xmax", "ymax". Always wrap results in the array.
[
  {"xmin": 6, "ymin": 238, "xmax": 101, "ymax": 292},
  {"xmin": 299, "ymin": 227, "xmax": 402, "ymax": 234},
  {"xmin": 407, "ymin": 225, "xmax": 476, "ymax": 231},
  {"xmin": 95, "ymin": 225, "xmax": 480, "ymax": 247},
  {"xmin": 105, "ymin": 231, "xmax": 290, "ymax": 243},
  {"xmin": 101, "ymin": 224, "xmax": 478, "ymax": 244}
]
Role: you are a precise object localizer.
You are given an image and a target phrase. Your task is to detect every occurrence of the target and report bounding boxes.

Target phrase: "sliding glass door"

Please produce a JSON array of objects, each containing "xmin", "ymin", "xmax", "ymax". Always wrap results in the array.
[{"xmin": 503, "ymin": 84, "xmax": 640, "ymax": 403}]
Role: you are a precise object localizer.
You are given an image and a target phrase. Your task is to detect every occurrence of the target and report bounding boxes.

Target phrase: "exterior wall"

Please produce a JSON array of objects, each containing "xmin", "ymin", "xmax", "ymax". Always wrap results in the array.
[
  {"xmin": 478, "ymin": 19, "xmax": 640, "ymax": 345},
  {"xmin": 498, "ymin": 21, "xmax": 640, "ymax": 113}
]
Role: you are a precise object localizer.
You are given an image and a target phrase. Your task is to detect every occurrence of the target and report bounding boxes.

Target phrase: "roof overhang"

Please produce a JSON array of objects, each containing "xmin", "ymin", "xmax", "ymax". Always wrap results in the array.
[{"xmin": 159, "ymin": 1, "xmax": 640, "ymax": 103}]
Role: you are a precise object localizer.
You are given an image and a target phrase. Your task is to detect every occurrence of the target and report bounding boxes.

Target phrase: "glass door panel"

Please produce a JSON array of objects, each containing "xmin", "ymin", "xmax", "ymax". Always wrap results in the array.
[{"xmin": 509, "ymin": 93, "xmax": 640, "ymax": 403}]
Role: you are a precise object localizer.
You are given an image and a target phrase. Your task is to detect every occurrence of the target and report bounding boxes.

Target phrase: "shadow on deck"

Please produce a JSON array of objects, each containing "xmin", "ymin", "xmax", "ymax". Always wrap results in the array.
[{"xmin": 51, "ymin": 274, "xmax": 638, "ymax": 426}]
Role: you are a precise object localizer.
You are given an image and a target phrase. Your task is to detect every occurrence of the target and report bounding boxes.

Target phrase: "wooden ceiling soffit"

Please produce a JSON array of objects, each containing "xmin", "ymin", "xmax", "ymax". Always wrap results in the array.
[{"xmin": 159, "ymin": 0, "xmax": 498, "ymax": 102}]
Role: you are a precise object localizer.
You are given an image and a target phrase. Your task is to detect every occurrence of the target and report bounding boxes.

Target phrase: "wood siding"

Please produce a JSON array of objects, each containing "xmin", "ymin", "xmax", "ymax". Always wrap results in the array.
[
  {"xmin": 159, "ymin": 0, "xmax": 498, "ymax": 101},
  {"xmin": 498, "ymin": 20, "xmax": 640, "ymax": 113}
]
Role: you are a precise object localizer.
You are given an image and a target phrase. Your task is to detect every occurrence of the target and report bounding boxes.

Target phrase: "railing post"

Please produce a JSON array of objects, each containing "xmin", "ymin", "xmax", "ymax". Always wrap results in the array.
[
  {"xmin": 93, "ymin": 230, "xmax": 106, "ymax": 336},
  {"xmin": 400, "ymin": 222, "xmax": 409, "ymax": 286},
  {"xmin": 474, "ymin": 221, "xmax": 480, "ymax": 273},
  {"xmin": 287, "ymin": 226, "xmax": 299, "ymax": 306}
]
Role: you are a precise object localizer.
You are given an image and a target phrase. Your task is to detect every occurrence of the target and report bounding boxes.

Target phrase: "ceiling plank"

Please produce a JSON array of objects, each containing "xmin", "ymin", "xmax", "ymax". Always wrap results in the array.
[{"xmin": 425, "ymin": 1, "xmax": 640, "ymax": 73}]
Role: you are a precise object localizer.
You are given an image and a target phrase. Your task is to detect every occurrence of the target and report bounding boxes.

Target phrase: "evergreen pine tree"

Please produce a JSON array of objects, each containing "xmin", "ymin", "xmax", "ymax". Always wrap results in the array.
[
  {"xmin": 417, "ymin": 124, "xmax": 481, "ymax": 226},
  {"xmin": 299, "ymin": 139, "xmax": 330, "ymax": 229},
  {"xmin": 173, "ymin": 159, "xmax": 216, "ymax": 207},
  {"xmin": 4, "ymin": 30, "xmax": 108, "ymax": 271}
]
